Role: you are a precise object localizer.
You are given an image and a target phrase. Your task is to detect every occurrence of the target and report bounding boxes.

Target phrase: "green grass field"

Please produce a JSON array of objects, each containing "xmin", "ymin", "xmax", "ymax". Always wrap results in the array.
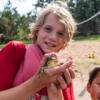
[
  {"xmin": 0, "ymin": 40, "xmax": 32, "ymax": 49},
  {"xmin": 0, "ymin": 35, "xmax": 100, "ymax": 49},
  {"xmin": 73, "ymin": 34, "xmax": 100, "ymax": 41},
  {"xmin": 0, "ymin": 44, "xmax": 5, "ymax": 49}
]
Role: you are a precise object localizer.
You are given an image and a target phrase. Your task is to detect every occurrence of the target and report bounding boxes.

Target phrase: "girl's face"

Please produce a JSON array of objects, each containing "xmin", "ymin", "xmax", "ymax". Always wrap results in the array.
[{"xmin": 36, "ymin": 13, "xmax": 67, "ymax": 53}]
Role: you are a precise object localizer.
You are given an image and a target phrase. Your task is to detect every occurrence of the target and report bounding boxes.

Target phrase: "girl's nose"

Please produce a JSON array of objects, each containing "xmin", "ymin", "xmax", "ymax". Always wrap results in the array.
[{"xmin": 49, "ymin": 32, "xmax": 57, "ymax": 41}]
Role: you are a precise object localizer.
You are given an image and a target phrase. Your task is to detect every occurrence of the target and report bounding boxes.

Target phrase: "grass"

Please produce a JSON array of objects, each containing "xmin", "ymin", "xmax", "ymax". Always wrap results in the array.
[
  {"xmin": 0, "ymin": 44, "xmax": 5, "ymax": 49},
  {"xmin": 74, "ymin": 58, "xmax": 100, "ymax": 78},
  {"xmin": 74, "ymin": 58, "xmax": 100, "ymax": 69},
  {"xmin": 91, "ymin": 58, "xmax": 100, "ymax": 65},
  {"xmin": 73, "ymin": 34, "xmax": 100, "ymax": 41},
  {"xmin": 0, "ymin": 40, "xmax": 32, "ymax": 49},
  {"xmin": 0, "ymin": 34, "xmax": 100, "ymax": 49},
  {"xmin": 22, "ymin": 40, "xmax": 32, "ymax": 44}
]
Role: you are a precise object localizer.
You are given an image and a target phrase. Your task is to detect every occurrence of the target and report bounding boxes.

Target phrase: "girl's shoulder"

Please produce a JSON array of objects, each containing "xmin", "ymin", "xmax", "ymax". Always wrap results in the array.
[
  {"xmin": 0, "ymin": 41, "xmax": 26, "ymax": 90},
  {"xmin": 1, "ymin": 40, "xmax": 25, "ymax": 52},
  {"xmin": 1, "ymin": 40, "xmax": 26, "ymax": 66}
]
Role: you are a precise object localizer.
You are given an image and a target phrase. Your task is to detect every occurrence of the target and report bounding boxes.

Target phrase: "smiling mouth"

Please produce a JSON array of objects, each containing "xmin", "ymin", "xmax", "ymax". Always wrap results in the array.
[{"xmin": 45, "ymin": 41, "xmax": 56, "ymax": 47}]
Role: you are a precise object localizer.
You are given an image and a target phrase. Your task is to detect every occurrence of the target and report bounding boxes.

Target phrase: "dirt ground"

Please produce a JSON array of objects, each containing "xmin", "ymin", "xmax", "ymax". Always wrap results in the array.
[{"xmin": 58, "ymin": 41, "xmax": 100, "ymax": 100}]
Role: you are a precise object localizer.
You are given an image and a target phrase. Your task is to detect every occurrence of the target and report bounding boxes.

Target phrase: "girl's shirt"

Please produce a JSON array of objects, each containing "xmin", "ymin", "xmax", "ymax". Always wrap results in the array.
[
  {"xmin": 0, "ymin": 41, "xmax": 74, "ymax": 100},
  {"xmin": 0, "ymin": 41, "xmax": 25, "ymax": 90},
  {"xmin": 13, "ymin": 43, "xmax": 74, "ymax": 100}
]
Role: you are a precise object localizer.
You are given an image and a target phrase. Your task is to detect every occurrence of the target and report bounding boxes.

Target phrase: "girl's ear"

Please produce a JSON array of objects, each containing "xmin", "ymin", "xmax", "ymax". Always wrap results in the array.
[{"xmin": 87, "ymin": 82, "xmax": 91, "ymax": 93}]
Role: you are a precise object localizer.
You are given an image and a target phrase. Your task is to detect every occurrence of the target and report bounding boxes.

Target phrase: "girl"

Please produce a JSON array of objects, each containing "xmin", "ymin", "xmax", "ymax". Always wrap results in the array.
[
  {"xmin": 0, "ymin": 1, "xmax": 76, "ymax": 100},
  {"xmin": 13, "ymin": 1, "xmax": 76, "ymax": 100}
]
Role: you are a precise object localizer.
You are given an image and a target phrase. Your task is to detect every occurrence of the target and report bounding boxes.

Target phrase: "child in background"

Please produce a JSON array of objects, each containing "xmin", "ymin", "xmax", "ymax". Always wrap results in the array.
[
  {"xmin": 87, "ymin": 67, "xmax": 100, "ymax": 100},
  {"xmin": 13, "ymin": 1, "xmax": 76, "ymax": 100}
]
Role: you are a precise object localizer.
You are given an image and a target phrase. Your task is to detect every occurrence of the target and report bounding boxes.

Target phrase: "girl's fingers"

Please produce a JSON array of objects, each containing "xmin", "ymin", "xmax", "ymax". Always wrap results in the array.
[
  {"xmin": 57, "ymin": 75, "xmax": 67, "ymax": 89},
  {"xmin": 64, "ymin": 69, "xmax": 72, "ymax": 84},
  {"xmin": 68, "ymin": 68, "xmax": 75, "ymax": 79}
]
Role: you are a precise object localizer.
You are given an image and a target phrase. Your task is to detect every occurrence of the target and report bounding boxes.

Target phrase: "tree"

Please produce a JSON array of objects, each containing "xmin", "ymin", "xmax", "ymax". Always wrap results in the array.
[
  {"xmin": 33, "ymin": 0, "xmax": 67, "ymax": 16},
  {"xmin": 68, "ymin": 0, "xmax": 100, "ymax": 22},
  {"xmin": 68, "ymin": 0, "xmax": 100, "ymax": 35},
  {"xmin": 0, "ymin": 0, "xmax": 33, "ymax": 42},
  {"xmin": 0, "ymin": 0, "xmax": 21, "ymax": 40}
]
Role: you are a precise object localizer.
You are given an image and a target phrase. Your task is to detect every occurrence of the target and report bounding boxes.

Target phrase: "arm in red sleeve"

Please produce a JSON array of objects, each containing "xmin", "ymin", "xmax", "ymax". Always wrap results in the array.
[{"xmin": 0, "ymin": 41, "xmax": 26, "ymax": 90}]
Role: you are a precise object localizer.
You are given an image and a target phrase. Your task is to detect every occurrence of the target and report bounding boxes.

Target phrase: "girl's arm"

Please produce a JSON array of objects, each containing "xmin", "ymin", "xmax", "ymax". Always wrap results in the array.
[
  {"xmin": 0, "ymin": 75, "xmax": 45, "ymax": 100},
  {"xmin": 0, "ymin": 59, "xmax": 73, "ymax": 100},
  {"xmin": 47, "ymin": 83, "xmax": 64, "ymax": 100}
]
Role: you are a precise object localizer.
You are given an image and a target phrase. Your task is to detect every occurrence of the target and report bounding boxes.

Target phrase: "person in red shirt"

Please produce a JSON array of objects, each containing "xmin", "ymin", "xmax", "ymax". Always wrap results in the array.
[
  {"xmin": 0, "ymin": 1, "xmax": 76, "ymax": 100},
  {"xmin": 12, "ymin": 1, "xmax": 76, "ymax": 100}
]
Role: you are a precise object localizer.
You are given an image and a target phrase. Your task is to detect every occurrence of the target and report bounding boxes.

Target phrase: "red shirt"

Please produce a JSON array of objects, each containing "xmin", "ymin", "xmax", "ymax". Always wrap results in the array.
[{"xmin": 0, "ymin": 41, "xmax": 25, "ymax": 90}]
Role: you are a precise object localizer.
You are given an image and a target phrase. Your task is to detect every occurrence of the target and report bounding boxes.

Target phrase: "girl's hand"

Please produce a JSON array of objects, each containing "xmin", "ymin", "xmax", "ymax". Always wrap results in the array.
[
  {"xmin": 47, "ymin": 83, "xmax": 64, "ymax": 100},
  {"xmin": 56, "ymin": 57, "xmax": 75, "ymax": 89},
  {"xmin": 36, "ymin": 54, "xmax": 74, "ymax": 88}
]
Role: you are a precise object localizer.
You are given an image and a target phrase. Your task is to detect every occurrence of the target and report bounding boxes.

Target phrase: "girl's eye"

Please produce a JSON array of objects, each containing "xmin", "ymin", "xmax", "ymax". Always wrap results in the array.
[
  {"xmin": 44, "ymin": 27, "xmax": 51, "ymax": 33},
  {"xmin": 57, "ymin": 32, "xmax": 64, "ymax": 37}
]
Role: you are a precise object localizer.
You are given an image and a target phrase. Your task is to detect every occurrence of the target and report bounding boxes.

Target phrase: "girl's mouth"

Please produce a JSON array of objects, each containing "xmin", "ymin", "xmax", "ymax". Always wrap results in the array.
[{"xmin": 45, "ymin": 41, "xmax": 56, "ymax": 47}]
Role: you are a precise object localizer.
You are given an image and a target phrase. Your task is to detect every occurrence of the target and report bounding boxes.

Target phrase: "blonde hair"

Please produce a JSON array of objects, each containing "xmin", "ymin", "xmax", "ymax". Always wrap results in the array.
[{"xmin": 30, "ymin": 1, "xmax": 76, "ymax": 48}]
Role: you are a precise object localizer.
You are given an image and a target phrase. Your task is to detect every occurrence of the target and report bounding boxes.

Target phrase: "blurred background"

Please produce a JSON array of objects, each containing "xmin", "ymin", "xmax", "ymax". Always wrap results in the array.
[{"xmin": 0, "ymin": 0, "xmax": 100, "ymax": 44}]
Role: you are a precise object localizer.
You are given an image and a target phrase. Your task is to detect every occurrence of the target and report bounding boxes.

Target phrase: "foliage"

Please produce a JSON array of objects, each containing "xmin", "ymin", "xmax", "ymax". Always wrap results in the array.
[
  {"xmin": 0, "ymin": 0, "xmax": 100, "ymax": 43},
  {"xmin": 68, "ymin": 0, "xmax": 100, "ymax": 35},
  {"xmin": 33, "ymin": 0, "xmax": 100, "ymax": 35},
  {"xmin": 68, "ymin": 0, "xmax": 100, "ymax": 22},
  {"xmin": 0, "ymin": 0, "xmax": 35, "ymax": 43}
]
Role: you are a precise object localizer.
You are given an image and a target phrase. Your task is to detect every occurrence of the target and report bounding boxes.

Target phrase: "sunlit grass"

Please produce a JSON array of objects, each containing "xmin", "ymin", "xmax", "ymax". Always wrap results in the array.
[
  {"xmin": 0, "ymin": 44, "xmax": 5, "ymax": 49},
  {"xmin": 0, "ymin": 40, "xmax": 32, "ymax": 49},
  {"xmin": 73, "ymin": 34, "xmax": 100, "ymax": 41},
  {"xmin": 74, "ymin": 58, "xmax": 100, "ymax": 78},
  {"xmin": 74, "ymin": 58, "xmax": 100, "ymax": 67},
  {"xmin": 0, "ymin": 34, "xmax": 100, "ymax": 49},
  {"xmin": 91, "ymin": 58, "xmax": 100, "ymax": 65},
  {"xmin": 22, "ymin": 40, "xmax": 32, "ymax": 44}
]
